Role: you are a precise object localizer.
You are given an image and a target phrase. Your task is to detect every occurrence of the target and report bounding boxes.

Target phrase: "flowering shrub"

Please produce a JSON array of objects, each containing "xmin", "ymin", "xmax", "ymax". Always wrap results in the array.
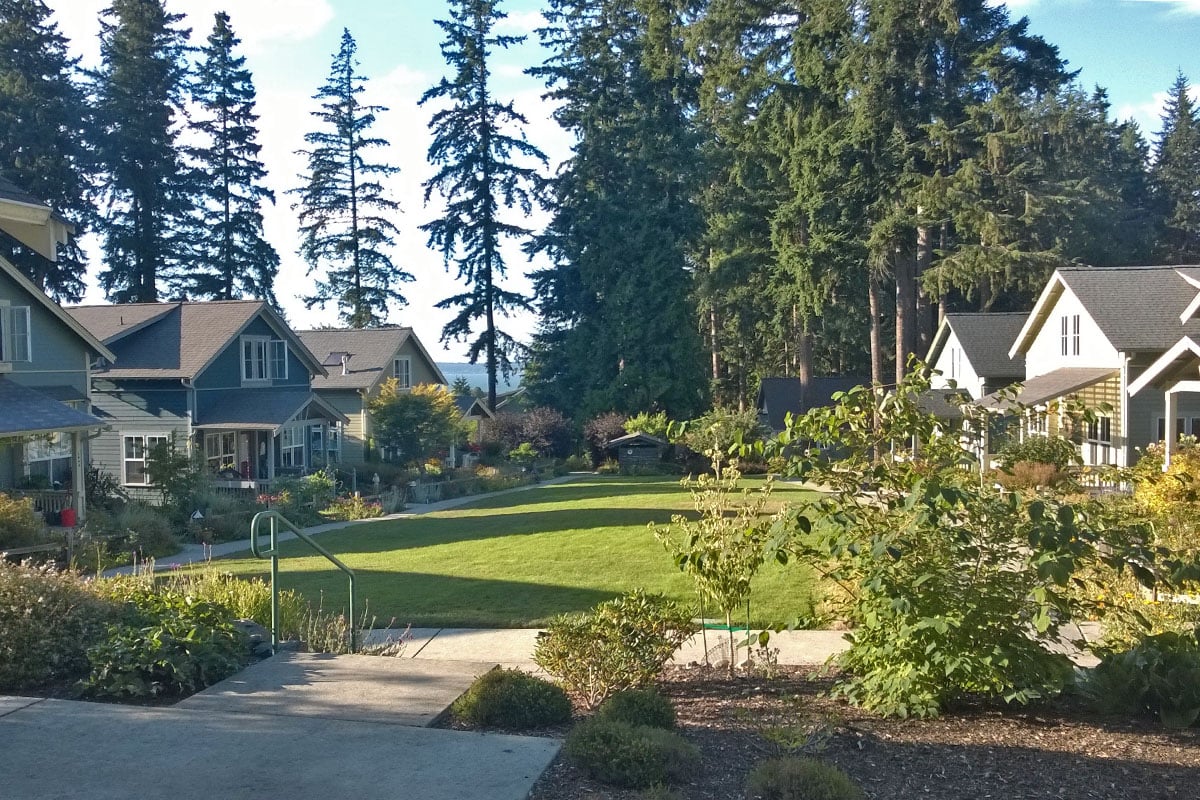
[{"xmin": 320, "ymin": 495, "xmax": 384, "ymax": 521}]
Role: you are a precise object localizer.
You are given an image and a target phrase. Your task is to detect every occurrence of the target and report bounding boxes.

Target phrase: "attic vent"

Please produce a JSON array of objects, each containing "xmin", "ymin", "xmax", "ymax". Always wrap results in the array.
[{"xmin": 322, "ymin": 351, "xmax": 351, "ymax": 367}]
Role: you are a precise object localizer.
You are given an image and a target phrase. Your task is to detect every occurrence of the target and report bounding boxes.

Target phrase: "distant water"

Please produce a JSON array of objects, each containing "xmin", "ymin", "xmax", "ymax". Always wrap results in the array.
[{"xmin": 437, "ymin": 362, "xmax": 521, "ymax": 393}]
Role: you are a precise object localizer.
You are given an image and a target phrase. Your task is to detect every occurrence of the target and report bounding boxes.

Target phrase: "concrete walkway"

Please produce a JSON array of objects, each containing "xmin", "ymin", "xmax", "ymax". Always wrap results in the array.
[
  {"xmin": 105, "ymin": 473, "xmax": 585, "ymax": 576},
  {"xmin": 2, "ymin": 652, "xmax": 559, "ymax": 800}
]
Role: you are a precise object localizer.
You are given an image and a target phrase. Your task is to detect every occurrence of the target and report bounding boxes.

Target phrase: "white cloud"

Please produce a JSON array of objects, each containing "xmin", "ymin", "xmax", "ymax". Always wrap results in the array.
[
  {"xmin": 173, "ymin": 0, "xmax": 335, "ymax": 53},
  {"xmin": 1115, "ymin": 83, "xmax": 1200, "ymax": 139},
  {"xmin": 1126, "ymin": 0, "xmax": 1200, "ymax": 14},
  {"xmin": 495, "ymin": 10, "xmax": 545, "ymax": 35}
]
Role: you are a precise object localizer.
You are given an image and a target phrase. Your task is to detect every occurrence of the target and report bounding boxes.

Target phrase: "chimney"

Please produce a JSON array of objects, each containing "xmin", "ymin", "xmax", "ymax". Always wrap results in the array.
[{"xmin": 340, "ymin": 353, "xmax": 350, "ymax": 376}]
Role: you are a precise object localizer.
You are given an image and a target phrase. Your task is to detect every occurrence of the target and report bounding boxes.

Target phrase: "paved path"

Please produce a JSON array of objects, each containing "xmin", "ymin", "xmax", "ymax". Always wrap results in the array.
[
  {"xmin": 105, "ymin": 473, "xmax": 585, "ymax": 576},
  {"xmin": 1, "ymin": 652, "xmax": 559, "ymax": 800}
]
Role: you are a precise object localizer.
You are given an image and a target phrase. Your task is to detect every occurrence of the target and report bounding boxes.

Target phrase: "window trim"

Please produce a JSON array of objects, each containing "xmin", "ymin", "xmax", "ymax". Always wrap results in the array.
[
  {"xmin": 122, "ymin": 433, "xmax": 169, "ymax": 486},
  {"xmin": 1072, "ymin": 314, "xmax": 1080, "ymax": 356},
  {"xmin": 393, "ymin": 356, "xmax": 412, "ymax": 389},
  {"xmin": 1, "ymin": 305, "xmax": 32, "ymax": 362},
  {"xmin": 1085, "ymin": 416, "xmax": 1112, "ymax": 445},
  {"xmin": 280, "ymin": 424, "xmax": 306, "ymax": 469},
  {"xmin": 204, "ymin": 431, "xmax": 238, "ymax": 474},
  {"xmin": 242, "ymin": 336, "xmax": 288, "ymax": 384}
]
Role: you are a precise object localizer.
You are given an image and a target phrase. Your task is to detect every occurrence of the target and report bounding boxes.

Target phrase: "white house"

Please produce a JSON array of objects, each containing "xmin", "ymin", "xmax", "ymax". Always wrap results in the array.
[{"xmin": 926, "ymin": 312, "xmax": 1027, "ymax": 400}]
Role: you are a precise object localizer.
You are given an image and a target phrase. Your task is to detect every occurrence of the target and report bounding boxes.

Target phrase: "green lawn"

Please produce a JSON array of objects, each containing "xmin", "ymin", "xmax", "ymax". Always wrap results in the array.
[{"xmin": 206, "ymin": 475, "xmax": 821, "ymax": 628}]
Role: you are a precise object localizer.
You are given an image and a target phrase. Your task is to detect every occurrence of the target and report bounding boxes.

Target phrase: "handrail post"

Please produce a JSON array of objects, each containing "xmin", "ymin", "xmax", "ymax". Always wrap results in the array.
[{"xmin": 270, "ymin": 514, "xmax": 279, "ymax": 654}]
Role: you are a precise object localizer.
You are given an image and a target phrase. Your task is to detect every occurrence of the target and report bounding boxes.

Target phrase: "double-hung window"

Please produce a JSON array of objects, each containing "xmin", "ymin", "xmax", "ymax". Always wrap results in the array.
[
  {"xmin": 26, "ymin": 433, "xmax": 73, "ymax": 487},
  {"xmin": 393, "ymin": 356, "xmax": 411, "ymax": 388},
  {"xmin": 242, "ymin": 336, "xmax": 287, "ymax": 383},
  {"xmin": 280, "ymin": 425, "xmax": 305, "ymax": 469},
  {"xmin": 123, "ymin": 434, "xmax": 168, "ymax": 485},
  {"xmin": 0, "ymin": 305, "xmax": 31, "ymax": 362},
  {"xmin": 204, "ymin": 432, "xmax": 238, "ymax": 473}
]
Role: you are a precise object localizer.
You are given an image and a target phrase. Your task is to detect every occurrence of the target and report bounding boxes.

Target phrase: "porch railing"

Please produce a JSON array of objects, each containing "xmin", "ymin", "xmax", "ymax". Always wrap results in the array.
[{"xmin": 10, "ymin": 489, "xmax": 74, "ymax": 515}]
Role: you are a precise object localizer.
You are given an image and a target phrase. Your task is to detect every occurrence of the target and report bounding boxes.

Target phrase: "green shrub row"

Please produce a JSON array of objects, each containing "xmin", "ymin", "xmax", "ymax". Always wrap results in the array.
[{"xmin": 451, "ymin": 668, "xmax": 572, "ymax": 728}]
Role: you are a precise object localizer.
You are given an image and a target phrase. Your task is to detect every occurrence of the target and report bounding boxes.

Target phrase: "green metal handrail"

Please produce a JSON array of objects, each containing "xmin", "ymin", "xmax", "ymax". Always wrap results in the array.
[{"xmin": 249, "ymin": 510, "xmax": 357, "ymax": 653}]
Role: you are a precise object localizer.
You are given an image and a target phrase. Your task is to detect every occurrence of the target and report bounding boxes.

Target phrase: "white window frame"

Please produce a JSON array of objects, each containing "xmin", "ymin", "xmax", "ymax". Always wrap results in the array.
[
  {"xmin": 280, "ymin": 424, "xmax": 305, "ymax": 469},
  {"xmin": 1072, "ymin": 314, "xmax": 1080, "ymax": 356},
  {"xmin": 0, "ymin": 305, "xmax": 32, "ymax": 362},
  {"xmin": 1028, "ymin": 407, "xmax": 1049, "ymax": 438},
  {"xmin": 270, "ymin": 339, "xmax": 288, "ymax": 380},
  {"xmin": 1060, "ymin": 315, "xmax": 1068, "ymax": 356},
  {"xmin": 122, "ymin": 433, "xmax": 169, "ymax": 486},
  {"xmin": 393, "ymin": 356, "xmax": 412, "ymax": 388},
  {"xmin": 242, "ymin": 336, "xmax": 287, "ymax": 383},
  {"xmin": 1085, "ymin": 417, "xmax": 1112, "ymax": 445},
  {"xmin": 25, "ymin": 433, "xmax": 72, "ymax": 487},
  {"xmin": 204, "ymin": 432, "xmax": 238, "ymax": 473},
  {"xmin": 327, "ymin": 422, "xmax": 342, "ymax": 463}
]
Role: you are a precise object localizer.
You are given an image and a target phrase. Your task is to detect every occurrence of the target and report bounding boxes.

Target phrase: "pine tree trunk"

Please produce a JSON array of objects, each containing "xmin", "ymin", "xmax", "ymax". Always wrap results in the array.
[
  {"xmin": 869, "ymin": 272, "xmax": 884, "ymax": 389},
  {"xmin": 895, "ymin": 249, "xmax": 916, "ymax": 385},
  {"xmin": 915, "ymin": 222, "xmax": 934, "ymax": 358}
]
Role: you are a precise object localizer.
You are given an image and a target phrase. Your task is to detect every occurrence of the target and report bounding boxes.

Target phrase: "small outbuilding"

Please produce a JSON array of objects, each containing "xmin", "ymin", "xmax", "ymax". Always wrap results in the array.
[{"xmin": 605, "ymin": 432, "xmax": 668, "ymax": 472}]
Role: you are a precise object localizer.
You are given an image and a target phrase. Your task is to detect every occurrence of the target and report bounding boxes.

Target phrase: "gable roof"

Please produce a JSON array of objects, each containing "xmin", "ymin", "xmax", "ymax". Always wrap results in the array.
[
  {"xmin": 979, "ymin": 366, "xmax": 1118, "ymax": 410},
  {"xmin": 67, "ymin": 300, "xmax": 325, "ymax": 380},
  {"xmin": 0, "ymin": 256, "xmax": 114, "ymax": 362},
  {"xmin": 927, "ymin": 312, "xmax": 1026, "ymax": 380},
  {"xmin": 0, "ymin": 177, "xmax": 73, "ymax": 260},
  {"xmin": 297, "ymin": 327, "xmax": 448, "ymax": 392},
  {"xmin": 1011, "ymin": 265, "xmax": 1200, "ymax": 357},
  {"xmin": 756, "ymin": 376, "xmax": 869, "ymax": 431}
]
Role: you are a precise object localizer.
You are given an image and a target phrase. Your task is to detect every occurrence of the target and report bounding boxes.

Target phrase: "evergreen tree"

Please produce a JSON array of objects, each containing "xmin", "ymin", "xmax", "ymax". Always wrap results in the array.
[
  {"xmin": 421, "ymin": 0, "xmax": 546, "ymax": 412},
  {"xmin": 293, "ymin": 29, "xmax": 409, "ymax": 328},
  {"xmin": 0, "ymin": 0, "xmax": 92, "ymax": 300},
  {"xmin": 92, "ymin": 0, "xmax": 191, "ymax": 303},
  {"xmin": 180, "ymin": 12, "xmax": 279, "ymax": 303},
  {"xmin": 527, "ymin": 0, "xmax": 707, "ymax": 420},
  {"xmin": 1152, "ymin": 72, "xmax": 1200, "ymax": 264}
]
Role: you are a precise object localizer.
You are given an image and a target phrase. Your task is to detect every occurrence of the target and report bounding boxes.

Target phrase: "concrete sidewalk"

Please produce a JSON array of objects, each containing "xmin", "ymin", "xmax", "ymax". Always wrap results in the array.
[{"xmin": 105, "ymin": 473, "xmax": 585, "ymax": 576}]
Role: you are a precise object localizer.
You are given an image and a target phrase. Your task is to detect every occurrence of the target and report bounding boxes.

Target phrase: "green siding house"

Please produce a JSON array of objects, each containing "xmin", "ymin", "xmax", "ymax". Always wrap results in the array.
[
  {"xmin": 67, "ymin": 301, "xmax": 346, "ymax": 499},
  {"xmin": 296, "ymin": 327, "xmax": 447, "ymax": 463},
  {"xmin": 0, "ymin": 180, "xmax": 113, "ymax": 522}
]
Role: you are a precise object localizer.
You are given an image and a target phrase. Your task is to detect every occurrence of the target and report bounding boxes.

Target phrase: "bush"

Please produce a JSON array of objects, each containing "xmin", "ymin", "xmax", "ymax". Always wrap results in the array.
[
  {"xmin": 678, "ymin": 407, "xmax": 766, "ymax": 461},
  {"xmin": 565, "ymin": 717, "xmax": 699, "ymax": 789},
  {"xmin": 484, "ymin": 407, "xmax": 574, "ymax": 459},
  {"xmin": 625, "ymin": 411, "xmax": 671, "ymax": 439},
  {"xmin": 163, "ymin": 569, "xmax": 309, "ymax": 639},
  {"xmin": 993, "ymin": 461, "xmax": 1066, "ymax": 490},
  {"xmin": 598, "ymin": 688, "xmax": 675, "ymax": 729},
  {"xmin": 320, "ymin": 494, "xmax": 384, "ymax": 521},
  {"xmin": 451, "ymin": 668, "xmax": 573, "ymax": 729},
  {"xmin": 745, "ymin": 757, "xmax": 865, "ymax": 800},
  {"xmin": 535, "ymin": 590, "xmax": 698, "ymax": 709},
  {"xmin": 563, "ymin": 454, "xmax": 592, "ymax": 472},
  {"xmin": 79, "ymin": 583, "xmax": 248, "ymax": 699},
  {"xmin": 86, "ymin": 503, "xmax": 180, "ymax": 559},
  {"xmin": 997, "ymin": 435, "xmax": 1079, "ymax": 471},
  {"xmin": 0, "ymin": 492, "xmax": 44, "ymax": 550},
  {"xmin": 1083, "ymin": 629, "xmax": 1200, "ymax": 728},
  {"xmin": 0, "ymin": 562, "xmax": 117, "ymax": 690},
  {"xmin": 597, "ymin": 459, "xmax": 621, "ymax": 475}
]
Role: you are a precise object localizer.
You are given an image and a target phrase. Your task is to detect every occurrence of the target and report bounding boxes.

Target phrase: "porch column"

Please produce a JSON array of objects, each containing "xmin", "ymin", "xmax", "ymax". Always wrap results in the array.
[
  {"xmin": 1165, "ymin": 390, "xmax": 1178, "ymax": 470},
  {"xmin": 71, "ymin": 430, "xmax": 85, "ymax": 522},
  {"xmin": 267, "ymin": 431, "xmax": 276, "ymax": 482}
]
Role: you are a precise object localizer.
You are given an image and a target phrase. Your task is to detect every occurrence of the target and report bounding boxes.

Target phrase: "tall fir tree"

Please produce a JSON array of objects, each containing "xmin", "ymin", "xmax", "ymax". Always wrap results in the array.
[
  {"xmin": 92, "ymin": 0, "xmax": 191, "ymax": 303},
  {"xmin": 293, "ymin": 28, "xmax": 409, "ymax": 328},
  {"xmin": 527, "ymin": 0, "xmax": 707, "ymax": 420},
  {"xmin": 1152, "ymin": 72, "xmax": 1200, "ymax": 264},
  {"xmin": 421, "ymin": 0, "xmax": 546, "ymax": 412},
  {"xmin": 0, "ymin": 0, "xmax": 92, "ymax": 300},
  {"xmin": 180, "ymin": 12, "xmax": 279, "ymax": 303}
]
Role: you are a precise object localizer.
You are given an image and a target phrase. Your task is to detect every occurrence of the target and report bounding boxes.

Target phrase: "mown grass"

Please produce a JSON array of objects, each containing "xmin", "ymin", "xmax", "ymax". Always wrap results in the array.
[{"xmin": 206, "ymin": 475, "xmax": 821, "ymax": 628}]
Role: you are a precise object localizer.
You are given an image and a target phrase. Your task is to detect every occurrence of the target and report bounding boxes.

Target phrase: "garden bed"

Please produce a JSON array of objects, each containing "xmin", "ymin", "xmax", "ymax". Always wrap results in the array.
[{"xmin": 528, "ymin": 666, "xmax": 1200, "ymax": 800}]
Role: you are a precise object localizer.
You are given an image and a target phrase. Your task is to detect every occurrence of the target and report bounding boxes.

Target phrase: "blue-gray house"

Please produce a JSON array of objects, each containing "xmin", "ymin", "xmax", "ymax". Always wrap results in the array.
[
  {"xmin": 67, "ymin": 300, "xmax": 346, "ymax": 498},
  {"xmin": 0, "ymin": 178, "xmax": 113, "ymax": 523}
]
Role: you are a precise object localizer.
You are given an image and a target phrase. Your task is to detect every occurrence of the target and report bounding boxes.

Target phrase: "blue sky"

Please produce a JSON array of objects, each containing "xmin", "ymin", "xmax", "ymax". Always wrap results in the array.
[{"xmin": 44, "ymin": 0, "xmax": 1200, "ymax": 361}]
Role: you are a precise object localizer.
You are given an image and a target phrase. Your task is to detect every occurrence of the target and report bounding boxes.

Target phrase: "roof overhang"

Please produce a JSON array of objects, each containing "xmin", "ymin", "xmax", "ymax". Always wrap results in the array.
[
  {"xmin": 196, "ymin": 391, "xmax": 349, "ymax": 433},
  {"xmin": 0, "ymin": 256, "xmax": 115, "ymax": 362},
  {"xmin": 1009, "ymin": 273, "xmax": 1067, "ymax": 359},
  {"xmin": 925, "ymin": 317, "xmax": 953, "ymax": 367},
  {"xmin": 979, "ymin": 367, "xmax": 1117, "ymax": 410},
  {"xmin": 0, "ymin": 197, "xmax": 72, "ymax": 261},
  {"xmin": 1129, "ymin": 336, "xmax": 1200, "ymax": 396}
]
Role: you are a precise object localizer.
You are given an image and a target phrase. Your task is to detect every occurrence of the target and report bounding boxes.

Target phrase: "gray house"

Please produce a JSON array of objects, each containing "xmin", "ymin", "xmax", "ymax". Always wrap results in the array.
[
  {"xmin": 68, "ymin": 301, "xmax": 346, "ymax": 498},
  {"xmin": 0, "ymin": 182, "xmax": 113, "ymax": 522}
]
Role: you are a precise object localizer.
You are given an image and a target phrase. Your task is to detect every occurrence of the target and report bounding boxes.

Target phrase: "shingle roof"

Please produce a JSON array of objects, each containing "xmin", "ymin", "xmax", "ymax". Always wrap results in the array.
[
  {"xmin": 938, "ymin": 313, "xmax": 1027, "ymax": 380},
  {"xmin": 1056, "ymin": 265, "xmax": 1200, "ymax": 352},
  {"xmin": 979, "ymin": 367, "xmax": 1117, "ymax": 410},
  {"xmin": 0, "ymin": 175, "xmax": 44, "ymax": 206},
  {"xmin": 0, "ymin": 377, "xmax": 105, "ymax": 436},
  {"xmin": 297, "ymin": 327, "xmax": 447, "ymax": 391},
  {"xmin": 196, "ymin": 388, "xmax": 347, "ymax": 430},
  {"xmin": 756, "ymin": 376, "xmax": 869, "ymax": 431},
  {"xmin": 67, "ymin": 301, "xmax": 323, "ymax": 380}
]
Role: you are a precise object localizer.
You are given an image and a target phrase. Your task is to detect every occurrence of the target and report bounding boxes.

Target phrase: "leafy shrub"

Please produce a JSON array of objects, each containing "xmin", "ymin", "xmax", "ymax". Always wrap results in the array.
[
  {"xmin": 0, "ymin": 562, "xmax": 117, "ymax": 690},
  {"xmin": 163, "ymin": 569, "xmax": 309, "ymax": 638},
  {"xmin": 0, "ymin": 492, "xmax": 44, "ymax": 550},
  {"xmin": 598, "ymin": 688, "xmax": 675, "ymax": 729},
  {"xmin": 79, "ymin": 584, "xmax": 248, "ymax": 698},
  {"xmin": 1083, "ymin": 629, "xmax": 1200, "ymax": 728},
  {"xmin": 564, "ymin": 454, "xmax": 592, "ymax": 471},
  {"xmin": 335, "ymin": 461, "xmax": 411, "ymax": 491},
  {"xmin": 484, "ymin": 407, "xmax": 574, "ymax": 458},
  {"xmin": 993, "ymin": 461, "xmax": 1065, "ymax": 489},
  {"xmin": 584, "ymin": 411, "xmax": 629, "ymax": 462},
  {"xmin": 745, "ymin": 757, "xmax": 865, "ymax": 800},
  {"xmin": 85, "ymin": 503, "xmax": 181, "ymax": 560},
  {"xmin": 320, "ymin": 494, "xmax": 384, "ymax": 521},
  {"xmin": 535, "ymin": 590, "xmax": 697, "ymax": 708},
  {"xmin": 451, "ymin": 668, "xmax": 573, "ymax": 729},
  {"xmin": 597, "ymin": 459, "xmax": 621, "ymax": 475},
  {"xmin": 678, "ymin": 407, "xmax": 766, "ymax": 460},
  {"xmin": 564, "ymin": 717, "xmax": 699, "ymax": 789},
  {"xmin": 508, "ymin": 442, "xmax": 539, "ymax": 466},
  {"xmin": 997, "ymin": 435, "xmax": 1079, "ymax": 471},
  {"xmin": 625, "ymin": 411, "xmax": 671, "ymax": 439},
  {"xmin": 85, "ymin": 466, "xmax": 128, "ymax": 513}
]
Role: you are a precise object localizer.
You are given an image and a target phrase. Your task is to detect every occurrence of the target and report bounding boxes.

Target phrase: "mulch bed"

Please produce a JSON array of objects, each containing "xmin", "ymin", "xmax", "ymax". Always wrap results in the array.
[{"xmin": 526, "ymin": 665, "xmax": 1200, "ymax": 800}]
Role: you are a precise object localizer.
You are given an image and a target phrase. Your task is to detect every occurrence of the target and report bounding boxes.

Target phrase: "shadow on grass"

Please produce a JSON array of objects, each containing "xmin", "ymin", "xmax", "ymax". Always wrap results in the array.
[
  {"xmin": 225, "ymin": 506, "xmax": 699, "ymax": 558},
  {"xmin": 261, "ymin": 569, "xmax": 621, "ymax": 628},
  {"xmin": 437, "ymin": 475, "xmax": 689, "ymax": 511}
]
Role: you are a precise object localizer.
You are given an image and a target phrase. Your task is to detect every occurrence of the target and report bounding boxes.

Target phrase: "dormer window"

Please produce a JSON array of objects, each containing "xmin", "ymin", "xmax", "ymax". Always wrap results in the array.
[
  {"xmin": 242, "ymin": 336, "xmax": 287, "ymax": 383},
  {"xmin": 0, "ymin": 305, "xmax": 31, "ymax": 362},
  {"xmin": 393, "ymin": 356, "xmax": 411, "ymax": 388}
]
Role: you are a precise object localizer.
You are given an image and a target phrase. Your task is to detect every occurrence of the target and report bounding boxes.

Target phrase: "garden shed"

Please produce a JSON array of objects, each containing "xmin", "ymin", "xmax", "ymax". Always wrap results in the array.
[{"xmin": 605, "ymin": 432, "xmax": 668, "ymax": 472}]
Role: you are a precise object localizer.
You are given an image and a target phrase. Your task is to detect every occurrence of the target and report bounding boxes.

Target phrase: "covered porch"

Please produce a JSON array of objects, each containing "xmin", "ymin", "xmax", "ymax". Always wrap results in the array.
[
  {"xmin": 1128, "ymin": 336, "xmax": 1200, "ymax": 468},
  {"xmin": 195, "ymin": 388, "xmax": 348, "ymax": 493},
  {"xmin": 0, "ymin": 377, "xmax": 105, "ymax": 523}
]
